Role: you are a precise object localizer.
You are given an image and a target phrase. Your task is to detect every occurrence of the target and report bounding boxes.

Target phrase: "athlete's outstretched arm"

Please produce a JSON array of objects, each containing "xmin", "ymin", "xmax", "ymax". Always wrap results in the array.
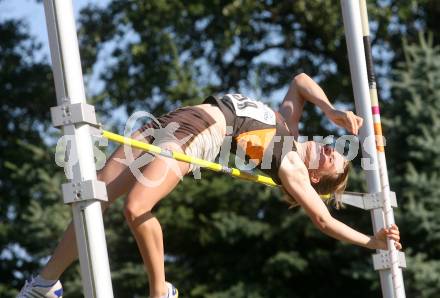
[
  {"xmin": 278, "ymin": 151, "xmax": 402, "ymax": 250},
  {"xmin": 279, "ymin": 73, "xmax": 363, "ymax": 135},
  {"xmin": 279, "ymin": 75, "xmax": 306, "ymax": 137}
]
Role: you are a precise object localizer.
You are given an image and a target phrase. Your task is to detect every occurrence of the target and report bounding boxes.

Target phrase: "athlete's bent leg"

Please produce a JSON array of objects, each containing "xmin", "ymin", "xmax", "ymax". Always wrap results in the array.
[
  {"xmin": 124, "ymin": 143, "xmax": 189, "ymax": 298},
  {"xmin": 39, "ymin": 139, "xmax": 146, "ymax": 280}
]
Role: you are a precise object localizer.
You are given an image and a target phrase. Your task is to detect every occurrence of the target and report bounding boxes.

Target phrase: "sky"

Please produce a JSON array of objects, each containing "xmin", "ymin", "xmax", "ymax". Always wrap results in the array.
[{"xmin": 0, "ymin": 0, "xmax": 105, "ymax": 59}]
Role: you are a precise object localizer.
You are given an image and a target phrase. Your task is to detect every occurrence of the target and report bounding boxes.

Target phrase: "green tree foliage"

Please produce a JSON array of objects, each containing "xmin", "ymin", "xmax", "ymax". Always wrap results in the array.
[
  {"xmin": 0, "ymin": 18, "xmax": 60, "ymax": 297},
  {"xmin": 77, "ymin": 0, "xmax": 440, "ymax": 131},
  {"xmin": 385, "ymin": 34, "xmax": 440, "ymax": 297},
  {"xmin": 0, "ymin": 13, "xmax": 83, "ymax": 298}
]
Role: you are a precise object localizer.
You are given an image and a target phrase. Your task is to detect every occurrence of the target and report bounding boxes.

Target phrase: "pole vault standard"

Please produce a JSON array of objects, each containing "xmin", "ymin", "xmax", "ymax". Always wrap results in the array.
[
  {"xmin": 340, "ymin": 1, "xmax": 406, "ymax": 297},
  {"xmin": 43, "ymin": 0, "xmax": 114, "ymax": 297},
  {"xmin": 358, "ymin": 0, "xmax": 407, "ymax": 296}
]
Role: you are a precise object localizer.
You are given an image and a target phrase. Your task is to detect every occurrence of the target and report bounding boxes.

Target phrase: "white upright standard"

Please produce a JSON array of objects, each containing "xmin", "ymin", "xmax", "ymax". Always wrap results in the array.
[
  {"xmin": 43, "ymin": 0, "xmax": 114, "ymax": 297},
  {"xmin": 340, "ymin": 1, "xmax": 406, "ymax": 297}
]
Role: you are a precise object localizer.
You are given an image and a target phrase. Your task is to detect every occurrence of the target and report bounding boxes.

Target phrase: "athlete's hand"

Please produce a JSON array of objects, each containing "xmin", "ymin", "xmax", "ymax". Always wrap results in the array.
[
  {"xmin": 327, "ymin": 109, "xmax": 363, "ymax": 135},
  {"xmin": 371, "ymin": 224, "xmax": 402, "ymax": 251}
]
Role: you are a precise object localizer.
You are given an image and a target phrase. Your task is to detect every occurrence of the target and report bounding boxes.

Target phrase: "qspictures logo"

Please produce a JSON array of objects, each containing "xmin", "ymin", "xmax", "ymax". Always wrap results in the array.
[{"xmin": 54, "ymin": 110, "xmax": 385, "ymax": 188}]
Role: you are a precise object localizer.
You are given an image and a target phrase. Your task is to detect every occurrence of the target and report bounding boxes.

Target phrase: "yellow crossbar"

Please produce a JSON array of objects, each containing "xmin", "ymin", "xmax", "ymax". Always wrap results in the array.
[
  {"xmin": 101, "ymin": 130, "xmax": 331, "ymax": 199},
  {"xmin": 102, "ymin": 130, "xmax": 277, "ymax": 186}
]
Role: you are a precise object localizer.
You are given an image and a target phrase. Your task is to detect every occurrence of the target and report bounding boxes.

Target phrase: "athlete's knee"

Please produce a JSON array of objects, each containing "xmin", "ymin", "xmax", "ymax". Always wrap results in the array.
[
  {"xmin": 123, "ymin": 193, "xmax": 155, "ymax": 223},
  {"xmin": 124, "ymin": 202, "xmax": 156, "ymax": 229},
  {"xmin": 124, "ymin": 197, "xmax": 141, "ymax": 222}
]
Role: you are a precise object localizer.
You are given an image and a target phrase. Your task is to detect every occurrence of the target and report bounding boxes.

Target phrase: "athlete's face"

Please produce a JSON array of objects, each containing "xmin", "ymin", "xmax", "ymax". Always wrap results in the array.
[{"xmin": 309, "ymin": 142, "xmax": 346, "ymax": 176}]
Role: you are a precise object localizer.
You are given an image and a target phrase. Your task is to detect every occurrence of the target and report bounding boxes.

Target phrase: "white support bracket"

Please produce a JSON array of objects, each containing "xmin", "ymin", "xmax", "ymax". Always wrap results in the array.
[
  {"xmin": 340, "ymin": 191, "xmax": 397, "ymax": 210},
  {"xmin": 62, "ymin": 180, "xmax": 108, "ymax": 204},
  {"xmin": 51, "ymin": 101, "xmax": 99, "ymax": 128},
  {"xmin": 89, "ymin": 125, "xmax": 104, "ymax": 138},
  {"xmin": 373, "ymin": 251, "xmax": 407, "ymax": 270}
]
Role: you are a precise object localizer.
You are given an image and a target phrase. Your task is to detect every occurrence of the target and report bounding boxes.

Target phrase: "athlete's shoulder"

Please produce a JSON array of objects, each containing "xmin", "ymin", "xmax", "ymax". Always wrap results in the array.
[{"xmin": 278, "ymin": 151, "xmax": 308, "ymax": 180}]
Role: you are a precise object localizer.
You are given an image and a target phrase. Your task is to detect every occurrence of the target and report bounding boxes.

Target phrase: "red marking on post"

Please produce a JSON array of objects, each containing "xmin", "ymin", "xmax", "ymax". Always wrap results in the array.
[{"xmin": 372, "ymin": 106, "xmax": 380, "ymax": 115}]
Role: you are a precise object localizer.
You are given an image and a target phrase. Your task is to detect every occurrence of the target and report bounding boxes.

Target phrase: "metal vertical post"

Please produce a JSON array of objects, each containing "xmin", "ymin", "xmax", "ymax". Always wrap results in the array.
[
  {"xmin": 43, "ymin": 0, "xmax": 114, "ymax": 297},
  {"xmin": 340, "ymin": 0, "xmax": 405, "ymax": 297},
  {"xmin": 357, "ymin": 0, "xmax": 406, "ymax": 296}
]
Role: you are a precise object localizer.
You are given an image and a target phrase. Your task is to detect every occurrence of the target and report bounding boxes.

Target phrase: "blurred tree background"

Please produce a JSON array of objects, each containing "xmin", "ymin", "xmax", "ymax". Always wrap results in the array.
[{"xmin": 1, "ymin": 0, "xmax": 440, "ymax": 297}]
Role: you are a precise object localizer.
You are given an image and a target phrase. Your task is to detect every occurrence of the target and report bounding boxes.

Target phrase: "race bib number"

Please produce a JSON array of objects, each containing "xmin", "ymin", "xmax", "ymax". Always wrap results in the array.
[{"xmin": 223, "ymin": 93, "xmax": 276, "ymax": 125}]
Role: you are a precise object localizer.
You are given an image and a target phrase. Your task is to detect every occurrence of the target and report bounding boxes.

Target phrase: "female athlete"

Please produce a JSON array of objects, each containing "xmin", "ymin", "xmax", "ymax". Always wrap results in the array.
[{"xmin": 18, "ymin": 73, "xmax": 402, "ymax": 298}]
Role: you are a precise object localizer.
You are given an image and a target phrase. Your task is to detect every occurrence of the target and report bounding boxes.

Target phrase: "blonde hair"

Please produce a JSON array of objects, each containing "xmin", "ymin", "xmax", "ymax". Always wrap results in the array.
[{"xmin": 282, "ymin": 161, "xmax": 350, "ymax": 210}]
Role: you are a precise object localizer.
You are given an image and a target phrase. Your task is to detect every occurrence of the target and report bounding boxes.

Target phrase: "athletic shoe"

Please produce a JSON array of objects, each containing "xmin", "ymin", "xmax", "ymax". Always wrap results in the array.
[
  {"xmin": 17, "ymin": 276, "xmax": 63, "ymax": 298},
  {"xmin": 165, "ymin": 281, "xmax": 178, "ymax": 298}
]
